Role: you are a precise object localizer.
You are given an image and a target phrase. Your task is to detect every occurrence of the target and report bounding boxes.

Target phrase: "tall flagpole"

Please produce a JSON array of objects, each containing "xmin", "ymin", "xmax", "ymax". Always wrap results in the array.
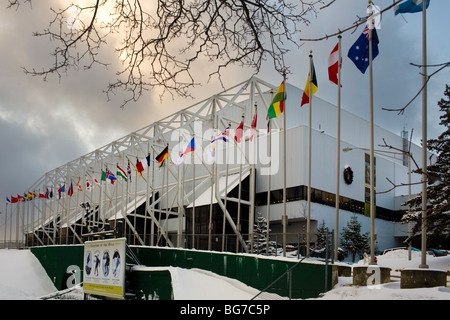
[
  {"xmin": 419, "ymin": 0, "xmax": 428, "ymax": 269},
  {"xmin": 282, "ymin": 71, "xmax": 287, "ymax": 257},
  {"xmin": 334, "ymin": 34, "xmax": 342, "ymax": 262},
  {"xmin": 266, "ymin": 90, "xmax": 273, "ymax": 256},
  {"xmin": 306, "ymin": 52, "xmax": 313, "ymax": 257},
  {"xmin": 368, "ymin": 2, "xmax": 376, "ymax": 265}
]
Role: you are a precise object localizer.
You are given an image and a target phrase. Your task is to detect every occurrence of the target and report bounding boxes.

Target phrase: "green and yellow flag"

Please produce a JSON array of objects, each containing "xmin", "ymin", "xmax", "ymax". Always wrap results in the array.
[{"xmin": 267, "ymin": 81, "xmax": 286, "ymax": 120}]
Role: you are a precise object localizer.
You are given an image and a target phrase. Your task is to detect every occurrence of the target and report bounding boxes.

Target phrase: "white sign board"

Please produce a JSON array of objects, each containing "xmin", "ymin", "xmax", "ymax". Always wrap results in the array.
[{"xmin": 83, "ymin": 237, "xmax": 126, "ymax": 299}]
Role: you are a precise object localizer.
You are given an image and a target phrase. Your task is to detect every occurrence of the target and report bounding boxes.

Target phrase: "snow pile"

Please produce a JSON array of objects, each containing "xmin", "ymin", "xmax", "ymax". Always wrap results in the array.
[
  {"xmin": 0, "ymin": 249, "xmax": 56, "ymax": 299},
  {"xmin": 0, "ymin": 248, "xmax": 449, "ymax": 300},
  {"xmin": 169, "ymin": 267, "xmax": 261, "ymax": 300},
  {"xmin": 316, "ymin": 249, "xmax": 450, "ymax": 300}
]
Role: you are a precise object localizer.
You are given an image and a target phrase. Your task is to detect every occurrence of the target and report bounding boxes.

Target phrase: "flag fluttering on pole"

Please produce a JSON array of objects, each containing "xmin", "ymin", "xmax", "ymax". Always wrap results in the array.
[
  {"xmin": 127, "ymin": 161, "xmax": 132, "ymax": 182},
  {"xmin": 135, "ymin": 158, "xmax": 145, "ymax": 176},
  {"xmin": 102, "ymin": 167, "xmax": 117, "ymax": 184},
  {"xmin": 68, "ymin": 182, "xmax": 74, "ymax": 197},
  {"xmin": 76, "ymin": 178, "xmax": 83, "ymax": 191},
  {"xmin": 328, "ymin": 42, "xmax": 341, "ymax": 86},
  {"xmin": 301, "ymin": 60, "xmax": 318, "ymax": 107},
  {"xmin": 176, "ymin": 137, "xmax": 195, "ymax": 166},
  {"xmin": 348, "ymin": 24, "xmax": 379, "ymax": 74},
  {"xmin": 58, "ymin": 185, "xmax": 65, "ymax": 199},
  {"xmin": 234, "ymin": 115, "xmax": 245, "ymax": 143},
  {"xmin": 156, "ymin": 145, "xmax": 169, "ymax": 167},
  {"xmin": 267, "ymin": 81, "xmax": 286, "ymax": 119},
  {"xmin": 117, "ymin": 165, "xmax": 128, "ymax": 182},
  {"xmin": 395, "ymin": 0, "xmax": 429, "ymax": 15},
  {"xmin": 250, "ymin": 105, "xmax": 258, "ymax": 142},
  {"xmin": 212, "ymin": 126, "xmax": 230, "ymax": 143}
]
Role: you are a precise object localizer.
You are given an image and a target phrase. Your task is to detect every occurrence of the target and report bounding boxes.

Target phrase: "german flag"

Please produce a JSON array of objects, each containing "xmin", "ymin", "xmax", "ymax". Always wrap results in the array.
[{"xmin": 156, "ymin": 145, "xmax": 169, "ymax": 167}]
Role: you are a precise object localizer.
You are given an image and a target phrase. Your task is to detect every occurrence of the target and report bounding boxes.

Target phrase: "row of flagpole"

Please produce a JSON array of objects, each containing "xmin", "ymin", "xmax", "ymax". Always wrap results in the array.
[
  {"xmin": 2, "ymin": 1, "xmax": 430, "ymax": 263},
  {"xmin": 268, "ymin": 0, "xmax": 430, "ymax": 262}
]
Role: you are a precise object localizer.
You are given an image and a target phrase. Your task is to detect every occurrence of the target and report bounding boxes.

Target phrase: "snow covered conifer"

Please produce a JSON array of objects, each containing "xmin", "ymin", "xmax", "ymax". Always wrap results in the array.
[
  {"xmin": 340, "ymin": 214, "xmax": 369, "ymax": 262},
  {"xmin": 402, "ymin": 85, "xmax": 450, "ymax": 246}
]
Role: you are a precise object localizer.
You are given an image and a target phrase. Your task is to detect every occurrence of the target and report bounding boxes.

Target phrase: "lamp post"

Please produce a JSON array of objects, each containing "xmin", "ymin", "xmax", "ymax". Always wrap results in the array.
[{"xmin": 342, "ymin": 147, "xmax": 412, "ymax": 263}]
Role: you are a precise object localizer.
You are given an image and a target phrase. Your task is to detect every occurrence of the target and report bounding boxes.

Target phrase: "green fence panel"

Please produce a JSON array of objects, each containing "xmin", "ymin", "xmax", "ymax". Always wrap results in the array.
[{"xmin": 32, "ymin": 245, "xmax": 332, "ymax": 299}]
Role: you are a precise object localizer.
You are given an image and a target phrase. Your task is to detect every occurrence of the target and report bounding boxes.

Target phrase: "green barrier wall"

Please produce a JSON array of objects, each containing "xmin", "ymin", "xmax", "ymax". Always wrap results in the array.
[
  {"xmin": 127, "ymin": 269, "xmax": 173, "ymax": 300},
  {"xmin": 130, "ymin": 246, "xmax": 332, "ymax": 299},
  {"xmin": 31, "ymin": 245, "xmax": 332, "ymax": 299},
  {"xmin": 31, "ymin": 245, "xmax": 85, "ymax": 291}
]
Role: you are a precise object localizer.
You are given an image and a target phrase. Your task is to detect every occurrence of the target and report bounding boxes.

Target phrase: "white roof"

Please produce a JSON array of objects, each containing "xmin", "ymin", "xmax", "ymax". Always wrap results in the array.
[{"xmin": 187, "ymin": 169, "xmax": 250, "ymax": 208}]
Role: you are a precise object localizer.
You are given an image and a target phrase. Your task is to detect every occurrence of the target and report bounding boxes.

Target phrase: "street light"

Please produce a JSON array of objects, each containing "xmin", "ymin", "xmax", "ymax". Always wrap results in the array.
[{"xmin": 342, "ymin": 146, "xmax": 413, "ymax": 263}]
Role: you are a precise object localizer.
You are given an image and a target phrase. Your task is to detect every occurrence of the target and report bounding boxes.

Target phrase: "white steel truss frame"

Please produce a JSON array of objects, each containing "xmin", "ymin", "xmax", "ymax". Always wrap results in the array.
[{"xmin": 16, "ymin": 76, "xmax": 282, "ymax": 252}]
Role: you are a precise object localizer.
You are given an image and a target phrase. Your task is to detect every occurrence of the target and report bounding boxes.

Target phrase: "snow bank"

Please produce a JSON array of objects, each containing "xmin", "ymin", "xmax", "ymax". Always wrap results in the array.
[
  {"xmin": 0, "ymin": 249, "xmax": 56, "ymax": 299},
  {"xmin": 1, "ymin": 248, "xmax": 449, "ymax": 300},
  {"xmin": 316, "ymin": 249, "xmax": 450, "ymax": 300},
  {"xmin": 169, "ymin": 267, "xmax": 260, "ymax": 300}
]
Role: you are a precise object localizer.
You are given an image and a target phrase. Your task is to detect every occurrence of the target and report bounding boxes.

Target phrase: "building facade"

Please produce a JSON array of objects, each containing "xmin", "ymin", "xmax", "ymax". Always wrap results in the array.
[{"xmin": 3, "ymin": 77, "xmax": 424, "ymax": 258}]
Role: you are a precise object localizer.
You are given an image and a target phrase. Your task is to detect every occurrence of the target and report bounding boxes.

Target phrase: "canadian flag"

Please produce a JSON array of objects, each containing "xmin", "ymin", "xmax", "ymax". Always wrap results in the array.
[{"xmin": 328, "ymin": 42, "xmax": 341, "ymax": 86}]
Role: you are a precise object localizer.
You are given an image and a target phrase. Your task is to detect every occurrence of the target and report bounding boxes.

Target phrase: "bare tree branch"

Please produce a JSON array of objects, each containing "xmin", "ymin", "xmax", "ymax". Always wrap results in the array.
[
  {"xmin": 382, "ymin": 62, "xmax": 450, "ymax": 115},
  {"xmin": 9, "ymin": 0, "xmax": 335, "ymax": 108},
  {"xmin": 299, "ymin": 0, "xmax": 404, "ymax": 41}
]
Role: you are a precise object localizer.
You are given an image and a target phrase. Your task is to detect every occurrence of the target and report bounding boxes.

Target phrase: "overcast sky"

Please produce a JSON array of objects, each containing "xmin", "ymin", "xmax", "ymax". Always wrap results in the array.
[{"xmin": 1, "ymin": 0, "xmax": 449, "ymax": 220}]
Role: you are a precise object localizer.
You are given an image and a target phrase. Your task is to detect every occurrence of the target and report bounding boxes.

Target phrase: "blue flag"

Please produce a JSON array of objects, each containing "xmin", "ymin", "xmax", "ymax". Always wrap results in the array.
[
  {"xmin": 395, "ymin": 0, "xmax": 430, "ymax": 15},
  {"xmin": 348, "ymin": 25, "xmax": 379, "ymax": 74}
]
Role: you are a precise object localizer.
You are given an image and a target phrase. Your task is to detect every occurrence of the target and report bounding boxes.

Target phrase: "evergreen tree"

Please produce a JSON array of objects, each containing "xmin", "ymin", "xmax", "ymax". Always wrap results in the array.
[
  {"xmin": 402, "ymin": 85, "xmax": 450, "ymax": 246},
  {"xmin": 340, "ymin": 215, "xmax": 369, "ymax": 262},
  {"xmin": 247, "ymin": 213, "xmax": 278, "ymax": 255},
  {"xmin": 316, "ymin": 220, "xmax": 329, "ymax": 249}
]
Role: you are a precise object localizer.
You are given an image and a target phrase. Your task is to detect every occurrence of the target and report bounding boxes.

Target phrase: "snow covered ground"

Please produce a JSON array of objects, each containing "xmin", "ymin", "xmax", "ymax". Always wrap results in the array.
[
  {"xmin": 319, "ymin": 249, "xmax": 450, "ymax": 300},
  {"xmin": 0, "ymin": 248, "xmax": 449, "ymax": 300}
]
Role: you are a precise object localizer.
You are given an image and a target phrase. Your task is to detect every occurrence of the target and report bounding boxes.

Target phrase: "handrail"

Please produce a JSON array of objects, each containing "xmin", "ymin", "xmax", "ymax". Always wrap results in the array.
[{"xmin": 251, "ymin": 256, "xmax": 308, "ymax": 300}]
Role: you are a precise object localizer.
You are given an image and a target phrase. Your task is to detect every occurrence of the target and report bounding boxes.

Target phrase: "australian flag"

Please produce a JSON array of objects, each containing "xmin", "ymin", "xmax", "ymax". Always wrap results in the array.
[{"xmin": 348, "ymin": 24, "xmax": 379, "ymax": 74}]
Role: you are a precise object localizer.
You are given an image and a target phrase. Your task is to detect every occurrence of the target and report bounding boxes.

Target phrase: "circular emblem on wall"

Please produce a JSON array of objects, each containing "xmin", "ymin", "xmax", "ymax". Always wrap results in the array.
[{"xmin": 343, "ymin": 166, "xmax": 353, "ymax": 185}]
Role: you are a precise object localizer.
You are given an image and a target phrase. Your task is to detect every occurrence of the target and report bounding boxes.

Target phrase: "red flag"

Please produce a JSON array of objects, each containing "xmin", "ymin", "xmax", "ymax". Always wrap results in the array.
[
  {"xmin": 135, "ymin": 159, "xmax": 145, "ymax": 176},
  {"xmin": 11, "ymin": 196, "xmax": 18, "ymax": 203},
  {"xmin": 250, "ymin": 107, "xmax": 257, "ymax": 142},
  {"xmin": 234, "ymin": 116, "xmax": 244, "ymax": 143},
  {"xmin": 328, "ymin": 42, "xmax": 341, "ymax": 86}
]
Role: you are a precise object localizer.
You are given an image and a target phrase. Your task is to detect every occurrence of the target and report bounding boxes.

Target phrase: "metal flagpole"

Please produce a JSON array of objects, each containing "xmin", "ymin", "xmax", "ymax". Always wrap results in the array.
[
  {"xmin": 368, "ymin": 3, "xmax": 376, "ymax": 265},
  {"xmin": 222, "ymin": 125, "xmax": 230, "ymax": 251},
  {"xmin": 9, "ymin": 199, "xmax": 13, "ymax": 248},
  {"xmin": 150, "ymin": 151, "xmax": 155, "ymax": 246},
  {"xmin": 282, "ymin": 71, "xmax": 287, "ymax": 257},
  {"xmin": 4, "ymin": 200, "xmax": 8, "ymax": 248},
  {"xmin": 134, "ymin": 159, "xmax": 138, "ymax": 245},
  {"xmin": 306, "ymin": 52, "xmax": 313, "ymax": 257},
  {"xmin": 266, "ymin": 90, "xmax": 273, "ymax": 256},
  {"xmin": 192, "ymin": 137, "xmax": 196, "ymax": 249},
  {"xmin": 208, "ymin": 101, "xmax": 217, "ymax": 251},
  {"xmin": 145, "ymin": 147, "xmax": 150, "ymax": 245},
  {"xmin": 334, "ymin": 35, "xmax": 342, "ymax": 261},
  {"xmin": 419, "ymin": 0, "xmax": 428, "ymax": 269}
]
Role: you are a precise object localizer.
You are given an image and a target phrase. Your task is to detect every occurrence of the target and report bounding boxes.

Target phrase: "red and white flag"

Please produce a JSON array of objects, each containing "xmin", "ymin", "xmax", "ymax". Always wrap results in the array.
[
  {"xmin": 250, "ymin": 106, "xmax": 257, "ymax": 142},
  {"xmin": 234, "ymin": 116, "xmax": 244, "ymax": 143},
  {"xmin": 328, "ymin": 42, "xmax": 341, "ymax": 86}
]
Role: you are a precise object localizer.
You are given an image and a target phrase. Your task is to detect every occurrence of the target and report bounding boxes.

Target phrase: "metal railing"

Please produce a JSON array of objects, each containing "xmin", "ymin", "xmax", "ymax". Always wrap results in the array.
[{"xmin": 251, "ymin": 231, "xmax": 334, "ymax": 300}]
